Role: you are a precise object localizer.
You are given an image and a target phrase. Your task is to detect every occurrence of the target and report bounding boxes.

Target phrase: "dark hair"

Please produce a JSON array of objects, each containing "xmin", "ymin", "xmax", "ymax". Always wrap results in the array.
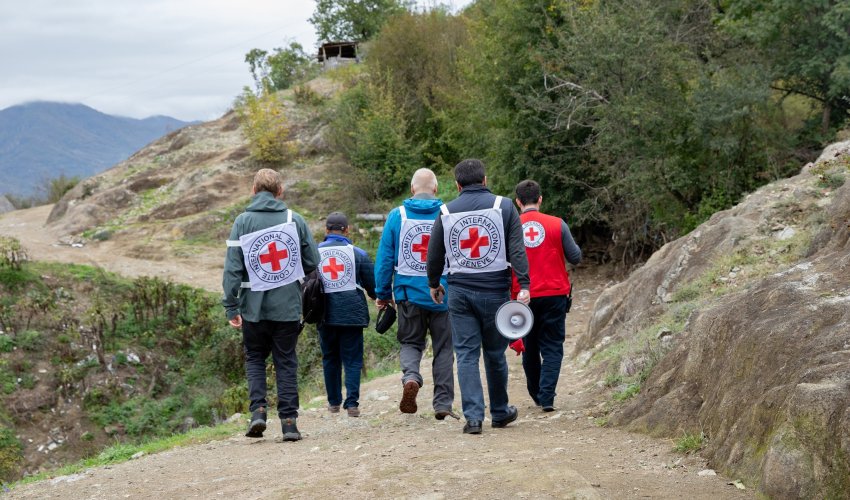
[
  {"xmin": 454, "ymin": 159, "xmax": 486, "ymax": 187},
  {"xmin": 515, "ymin": 179, "xmax": 541, "ymax": 205}
]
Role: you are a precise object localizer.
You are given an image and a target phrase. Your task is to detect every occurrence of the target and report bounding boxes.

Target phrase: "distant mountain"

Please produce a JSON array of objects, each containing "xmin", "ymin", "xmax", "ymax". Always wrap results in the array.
[{"xmin": 0, "ymin": 102, "xmax": 196, "ymax": 196}]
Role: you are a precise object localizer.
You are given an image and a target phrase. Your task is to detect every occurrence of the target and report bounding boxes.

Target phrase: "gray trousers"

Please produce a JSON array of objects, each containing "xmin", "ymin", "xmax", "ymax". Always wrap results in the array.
[{"xmin": 397, "ymin": 301, "xmax": 455, "ymax": 411}]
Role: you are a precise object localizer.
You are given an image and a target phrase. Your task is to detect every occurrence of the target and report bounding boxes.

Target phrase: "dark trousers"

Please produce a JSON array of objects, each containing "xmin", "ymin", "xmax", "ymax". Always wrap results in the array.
[
  {"xmin": 522, "ymin": 295, "xmax": 568, "ymax": 407},
  {"xmin": 318, "ymin": 324, "xmax": 364, "ymax": 409},
  {"xmin": 397, "ymin": 302, "xmax": 455, "ymax": 411},
  {"xmin": 242, "ymin": 320, "xmax": 300, "ymax": 419},
  {"xmin": 447, "ymin": 285, "xmax": 511, "ymax": 422}
]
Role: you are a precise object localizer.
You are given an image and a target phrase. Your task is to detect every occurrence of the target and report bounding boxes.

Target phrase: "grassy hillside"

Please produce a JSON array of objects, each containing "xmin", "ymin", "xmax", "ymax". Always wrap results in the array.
[{"xmin": 0, "ymin": 237, "xmax": 399, "ymax": 483}]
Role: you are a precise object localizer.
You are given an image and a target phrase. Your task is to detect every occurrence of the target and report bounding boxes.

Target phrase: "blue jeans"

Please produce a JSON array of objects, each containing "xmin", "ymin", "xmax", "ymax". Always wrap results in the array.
[
  {"xmin": 447, "ymin": 285, "xmax": 511, "ymax": 422},
  {"xmin": 242, "ymin": 320, "xmax": 300, "ymax": 419},
  {"xmin": 318, "ymin": 324, "xmax": 364, "ymax": 409},
  {"xmin": 522, "ymin": 295, "xmax": 568, "ymax": 407}
]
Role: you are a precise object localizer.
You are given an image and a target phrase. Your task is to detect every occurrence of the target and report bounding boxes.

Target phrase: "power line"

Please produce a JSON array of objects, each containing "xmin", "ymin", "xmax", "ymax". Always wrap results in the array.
[{"xmin": 79, "ymin": 22, "xmax": 309, "ymax": 102}]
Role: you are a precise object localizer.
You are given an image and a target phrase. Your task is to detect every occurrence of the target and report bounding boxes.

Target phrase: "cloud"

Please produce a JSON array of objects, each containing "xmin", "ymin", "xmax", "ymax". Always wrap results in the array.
[{"xmin": 0, "ymin": 0, "xmax": 318, "ymax": 120}]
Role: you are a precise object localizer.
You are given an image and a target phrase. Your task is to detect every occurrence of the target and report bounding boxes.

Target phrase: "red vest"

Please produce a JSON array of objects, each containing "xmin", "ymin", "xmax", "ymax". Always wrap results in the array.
[{"xmin": 511, "ymin": 210, "xmax": 571, "ymax": 298}]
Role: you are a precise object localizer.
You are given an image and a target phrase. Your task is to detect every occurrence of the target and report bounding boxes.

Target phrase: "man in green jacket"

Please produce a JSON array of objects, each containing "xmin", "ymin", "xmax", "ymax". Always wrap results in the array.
[{"xmin": 222, "ymin": 168, "xmax": 319, "ymax": 441}]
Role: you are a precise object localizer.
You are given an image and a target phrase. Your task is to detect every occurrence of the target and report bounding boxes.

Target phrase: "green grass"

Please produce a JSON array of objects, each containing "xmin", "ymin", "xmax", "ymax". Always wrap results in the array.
[
  {"xmin": 674, "ymin": 431, "xmax": 705, "ymax": 453},
  {"xmin": 612, "ymin": 382, "xmax": 641, "ymax": 401},
  {"xmin": 9, "ymin": 422, "xmax": 241, "ymax": 489}
]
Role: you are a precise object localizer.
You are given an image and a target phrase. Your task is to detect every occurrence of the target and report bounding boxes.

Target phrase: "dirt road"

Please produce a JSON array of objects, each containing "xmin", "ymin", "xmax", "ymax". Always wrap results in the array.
[
  {"xmin": 0, "ymin": 205, "xmax": 223, "ymax": 292},
  {"xmin": 3, "ymin": 250, "xmax": 752, "ymax": 499}
]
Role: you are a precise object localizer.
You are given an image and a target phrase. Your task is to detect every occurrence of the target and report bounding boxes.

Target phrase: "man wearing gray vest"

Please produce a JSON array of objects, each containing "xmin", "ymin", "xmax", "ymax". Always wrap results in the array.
[
  {"xmin": 222, "ymin": 168, "xmax": 319, "ymax": 441},
  {"xmin": 426, "ymin": 159, "xmax": 531, "ymax": 434}
]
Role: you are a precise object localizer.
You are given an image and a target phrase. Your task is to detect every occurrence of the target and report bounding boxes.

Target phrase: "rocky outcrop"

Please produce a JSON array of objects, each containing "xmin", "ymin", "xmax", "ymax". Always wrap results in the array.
[
  {"xmin": 578, "ymin": 141, "xmax": 850, "ymax": 497},
  {"xmin": 0, "ymin": 195, "xmax": 14, "ymax": 214}
]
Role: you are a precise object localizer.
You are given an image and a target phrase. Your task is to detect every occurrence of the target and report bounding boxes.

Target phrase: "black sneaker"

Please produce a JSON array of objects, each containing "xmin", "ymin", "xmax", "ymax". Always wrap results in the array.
[
  {"xmin": 245, "ymin": 407, "xmax": 267, "ymax": 438},
  {"xmin": 542, "ymin": 405, "xmax": 555, "ymax": 412},
  {"xmin": 463, "ymin": 420, "xmax": 482, "ymax": 434},
  {"xmin": 281, "ymin": 418, "xmax": 301, "ymax": 441},
  {"xmin": 491, "ymin": 406, "xmax": 518, "ymax": 428}
]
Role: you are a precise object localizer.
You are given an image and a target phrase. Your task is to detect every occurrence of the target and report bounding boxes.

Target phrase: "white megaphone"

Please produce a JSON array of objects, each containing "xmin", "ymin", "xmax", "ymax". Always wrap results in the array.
[{"xmin": 495, "ymin": 301, "xmax": 534, "ymax": 340}]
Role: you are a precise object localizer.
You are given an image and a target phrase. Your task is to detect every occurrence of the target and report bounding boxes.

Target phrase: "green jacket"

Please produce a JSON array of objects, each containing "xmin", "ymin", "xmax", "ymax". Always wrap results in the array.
[{"xmin": 221, "ymin": 191, "xmax": 319, "ymax": 322}]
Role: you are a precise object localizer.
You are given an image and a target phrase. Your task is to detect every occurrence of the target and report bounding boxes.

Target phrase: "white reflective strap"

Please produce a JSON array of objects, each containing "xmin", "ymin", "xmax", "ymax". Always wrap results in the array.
[
  {"xmin": 440, "ymin": 204, "xmax": 449, "ymax": 215},
  {"xmin": 398, "ymin": 205, "xmax": 407, "ymax": 221},
  {"xmin": 226, "ymin": 240, "xmax": 241, "ymax": 247},
  {"xmin": 493, "ymin": 196, "xmax": 503, "ymax": 210},
  {"xmin": 240, "ymin": 282, "xmax": 251, "ymax": 288},
  {"xmin": 287, "ymin": 210, "xmax": 293, "ymax": 224}
]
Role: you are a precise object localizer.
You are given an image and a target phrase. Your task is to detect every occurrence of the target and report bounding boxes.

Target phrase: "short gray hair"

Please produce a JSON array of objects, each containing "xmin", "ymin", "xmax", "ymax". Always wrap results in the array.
[{"xmin": 410, "ymin": 168, "xmax": 438, "ymax": 193}]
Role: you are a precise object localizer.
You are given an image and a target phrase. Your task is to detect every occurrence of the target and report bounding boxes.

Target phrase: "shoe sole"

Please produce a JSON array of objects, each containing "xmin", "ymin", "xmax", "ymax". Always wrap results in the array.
[
  {"xmin": 283, "ymin": 433, "xmax": 302, "ymax": 441},
  {"xmin": 463, "ymin": 427, "xmax": 482, "ymax": 435},
  {"xmin": 245, "ymin": 419, "xmax": 266, "ymax": 438},
  {"xmin": 399, "ymin": 382, "xmax": 419, "ymax": 414}
]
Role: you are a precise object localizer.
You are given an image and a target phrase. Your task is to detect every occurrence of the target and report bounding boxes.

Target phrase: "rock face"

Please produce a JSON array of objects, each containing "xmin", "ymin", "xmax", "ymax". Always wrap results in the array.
[
  {"xmin": 0, "ymin": 195, "xmax": 14, "ymax": 214},
  {"xmin": 577, "ymin": 141, "xmax": 850, "ymax": 497}
]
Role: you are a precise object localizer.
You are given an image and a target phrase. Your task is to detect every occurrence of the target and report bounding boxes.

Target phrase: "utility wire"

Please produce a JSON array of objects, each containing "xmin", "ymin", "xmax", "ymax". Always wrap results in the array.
[{"xmin": 79, "ymin": 22, "xmax": 309, "ymax": 102}]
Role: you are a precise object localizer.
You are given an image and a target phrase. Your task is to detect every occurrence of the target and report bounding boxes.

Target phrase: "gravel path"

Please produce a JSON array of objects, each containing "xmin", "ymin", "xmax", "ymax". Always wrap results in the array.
[{"xmin": 1, "ymin": 207, "xmax": 752, "ymax": 499}]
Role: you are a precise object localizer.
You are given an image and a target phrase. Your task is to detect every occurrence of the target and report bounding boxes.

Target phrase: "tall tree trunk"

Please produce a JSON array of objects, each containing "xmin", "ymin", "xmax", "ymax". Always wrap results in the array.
[{"xmin": 822, "ymin": 103, "xmax": 831, "ymax": 136}]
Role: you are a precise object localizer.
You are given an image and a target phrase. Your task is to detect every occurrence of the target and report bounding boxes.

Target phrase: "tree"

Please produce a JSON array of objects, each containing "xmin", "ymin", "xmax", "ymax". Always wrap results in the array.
[
  {"xmin": 309, "ymin": 0, "xmax": 411, "ymax": 42},
  {"xmin": 244, "ymin": 42, "xmax": 317, "ymax": 93},
  {"xmin": 719, "ymin": 0, "xmax": 850, "ymax": 135}
]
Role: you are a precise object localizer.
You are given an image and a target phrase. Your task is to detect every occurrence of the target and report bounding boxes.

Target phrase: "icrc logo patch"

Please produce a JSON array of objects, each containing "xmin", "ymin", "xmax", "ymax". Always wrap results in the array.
[
  {"xmin": 247, "ymin": 231, "xmax": 301, "ymax": 284},
  {"xmin": 400, "ymin": 222, "xmax": 432, "ymax": 273},
  {"xmin": 448, "ymin": 214, "xmax": 502, "ymax": 269},
  {"xmin": 320, "ymin": 248, "xmax": 354, "ymax": 290},
  {"xmin": 522, "ymin": 221, "xmax": 546, "ymax": 248}
]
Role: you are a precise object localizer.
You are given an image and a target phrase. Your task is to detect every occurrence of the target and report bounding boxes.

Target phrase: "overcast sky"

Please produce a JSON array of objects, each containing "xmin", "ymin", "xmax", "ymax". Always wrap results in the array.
[{"xmin": 0, "ymin": 0, "xmax": 470, "ymax": 122}]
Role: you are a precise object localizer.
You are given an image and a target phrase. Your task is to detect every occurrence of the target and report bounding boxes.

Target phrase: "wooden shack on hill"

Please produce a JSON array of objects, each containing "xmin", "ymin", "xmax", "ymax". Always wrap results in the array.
[{"xmin": 318, "ymin": 42, "xmax": 359, "ymax": 70}]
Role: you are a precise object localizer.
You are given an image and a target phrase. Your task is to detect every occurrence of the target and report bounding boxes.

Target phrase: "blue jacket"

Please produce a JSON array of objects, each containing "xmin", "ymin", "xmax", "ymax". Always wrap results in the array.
[
  {"xmin": 375, "ymin": 195, "xmax": 449, "ymax": 311},
  {"xmin": 318, "ymin": 234, "xmax": 376, "ymax": 327}
]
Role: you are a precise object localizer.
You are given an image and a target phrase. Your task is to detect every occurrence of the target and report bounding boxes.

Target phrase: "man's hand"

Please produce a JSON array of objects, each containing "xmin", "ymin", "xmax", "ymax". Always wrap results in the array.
[
  {"xmin": 376, "ymin": 298, "xmax": 395, "ymax": 310},
  {"xmin": 517, "ymin": 289, "xmax": 531, "ymax": 305},
  {"xmin": 228, "ymin": 315, "xmax": 243, "ymax": 328},
  {"xmin": 430, "ymin": 285, "xmax": 446, "ymax": 305}
]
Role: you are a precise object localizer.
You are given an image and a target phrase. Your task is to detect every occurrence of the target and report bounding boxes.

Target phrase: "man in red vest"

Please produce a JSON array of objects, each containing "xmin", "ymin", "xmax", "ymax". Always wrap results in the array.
[{"xmin": 511, "ymin": 180, "xmax": 581, "ymax": 412}]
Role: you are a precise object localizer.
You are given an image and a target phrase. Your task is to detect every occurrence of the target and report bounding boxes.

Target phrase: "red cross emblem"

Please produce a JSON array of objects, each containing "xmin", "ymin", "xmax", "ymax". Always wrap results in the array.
[
  {"xmin": 460, "ymin": 227, "xmax": 490, "ymax": 258},
  {"xmin": 525, "ymin": 226, "xmax": 540, "ymax": 241},
  {"xmin": 259, "ymin": 242, "xmax": 289, "ymax": 272},
  {"xmin": 411, "ymin": 234, "xmax": 430, "ymax": 262},
  {"xmin": 322, "ymin": 257, "xmax": 346, "ymax": 280}
]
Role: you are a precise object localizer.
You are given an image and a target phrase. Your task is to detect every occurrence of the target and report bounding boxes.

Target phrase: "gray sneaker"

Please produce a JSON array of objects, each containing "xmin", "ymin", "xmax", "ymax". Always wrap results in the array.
[
  {"xmin": 245, "ymin": 407, "xmax": 267, "ymax": 438},
  {"xmin": 282, "ymin": 418, "xmax": 301, "ymax": 441}
]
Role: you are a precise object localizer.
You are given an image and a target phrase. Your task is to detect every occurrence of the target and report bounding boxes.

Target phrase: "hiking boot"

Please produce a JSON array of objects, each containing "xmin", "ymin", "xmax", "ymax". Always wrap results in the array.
[
  {"xmin": 328, "ymin": 405, "xmax": 341, "ymax": 413},
  {"xmin": 463, "ymin": 420, "xmax": 482, "ymax": 434},
  {"xmin": 281, "ymin": 418, "xmax": 302, "ymax": 441},
  {"xmin": 435, "ymin": 409, "xmax": 460, "ymax": 421},
  {"xmin": 542, "ymin": 404, "xmax": 555, "ymax": 412},
  {"xmin": 245, "ymin": 407, "xmax": 267, "ymax": 438},
  {"xmin": 491, "ymin": 406, "xmax": 518, "ymax": 428},
  {"xmin": 399, "ymin": 380, "xmax": 419, "ymax": 414},
  {"xmin": 347, "ymin": 406, "xmax": 361, "ymax": 417}
]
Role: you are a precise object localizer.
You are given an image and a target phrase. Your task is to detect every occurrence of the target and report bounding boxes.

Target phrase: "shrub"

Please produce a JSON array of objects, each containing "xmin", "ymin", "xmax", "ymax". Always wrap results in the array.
[
  {"xmin": 674, "ymin": 431, "xmax": 705, "ymax": 454},
  {"xmin": 0, "ymin": 427, "xmax": 23, "ymax": 481},
  {"xmin": 0, "ymin": 238, "xmax": 27, "ymax": 270},
  {"xmin": 0, "ymin": 335, "xmax": 12, "ymax": 353},
  {"xmin": 234, "ymin": 88, "xmax": 297, "ymax": 164},
  {"xmin": 16, "ymin": 330, "xmax": 43, "ymax": 351}
]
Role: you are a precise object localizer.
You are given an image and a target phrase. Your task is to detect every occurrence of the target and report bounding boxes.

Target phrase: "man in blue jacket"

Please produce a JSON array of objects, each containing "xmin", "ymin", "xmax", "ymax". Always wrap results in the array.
[
  {"xmin": 317, "ymin": 212, "xmax": 376, "ymax": 417},
  {"xmin": 375, "ymin": 168, "xmax": 456, "ymax": 419}
]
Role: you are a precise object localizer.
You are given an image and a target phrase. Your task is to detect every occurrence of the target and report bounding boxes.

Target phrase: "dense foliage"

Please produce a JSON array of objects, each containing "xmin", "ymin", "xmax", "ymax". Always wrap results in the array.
[
  {"xmin": 310, "ymin": 0, "xmax": 411, "ymax": 42},
  {"xmin": 233, "ymin": 89, "xmax": 297, "ymax": 164},
  {"xmin": 319, "ymin": 0, "xmax": 847, "ymax": 265},
  {"xmin": 245, "ymin": 43, "xmax": 319, "ymax": 93}
]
